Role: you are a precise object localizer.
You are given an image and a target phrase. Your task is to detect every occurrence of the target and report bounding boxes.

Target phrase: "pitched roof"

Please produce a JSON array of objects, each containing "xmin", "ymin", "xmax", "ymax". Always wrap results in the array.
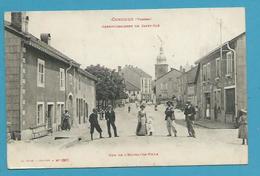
[
  {"xmin": 195, "ymin": 32, "xmax": 246, "ymax": 64},
  {"xmin": 124, "ymin": 65, "xmax": 152, "ymax": 78},
  {"xmin": 125, "ymin": 80, "xmax": 140, "ymax": 91},
  {"xmin": 186, "ymin": 66, "xmax": 199, "ymax": 84},
  {"xmin": 4, "ymin": 20, "xmax": 97, "ymax": 81},
  {"xmin": 156, "ymin": 67, "xmax": 182, "ymax": 81}
]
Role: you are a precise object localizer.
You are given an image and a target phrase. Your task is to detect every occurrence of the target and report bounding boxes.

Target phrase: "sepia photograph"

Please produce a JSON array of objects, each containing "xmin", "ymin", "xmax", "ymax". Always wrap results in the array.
[{"xmin": 4, "ymin": 8, "xmax": 247, "ymax": 169}]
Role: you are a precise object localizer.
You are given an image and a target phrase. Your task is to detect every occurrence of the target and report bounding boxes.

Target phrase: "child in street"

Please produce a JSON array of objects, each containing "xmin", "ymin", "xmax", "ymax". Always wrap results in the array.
[{"xmin": 146, "ymin": 116, "xmax": 154, "ymax": 136}]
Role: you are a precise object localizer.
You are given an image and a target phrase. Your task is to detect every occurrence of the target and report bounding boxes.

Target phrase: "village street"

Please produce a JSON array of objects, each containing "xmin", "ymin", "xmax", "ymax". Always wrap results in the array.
[{"xmin": 8, "ymin": 103, "xmax": 247, "ymax": 168}]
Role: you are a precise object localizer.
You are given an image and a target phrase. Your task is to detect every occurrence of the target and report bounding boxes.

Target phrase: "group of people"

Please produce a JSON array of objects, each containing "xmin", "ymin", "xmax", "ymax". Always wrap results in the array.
[
  {"xmin": 135, "ymin": 100, "xmax": 196, "ymax": 138},
  {"xmin": 60, "ymin": 100, "xmax": 247, "ymax": 145},
  {"xmin": 88, "ymin": 105, "xmax": 119, "ymax": 140}
]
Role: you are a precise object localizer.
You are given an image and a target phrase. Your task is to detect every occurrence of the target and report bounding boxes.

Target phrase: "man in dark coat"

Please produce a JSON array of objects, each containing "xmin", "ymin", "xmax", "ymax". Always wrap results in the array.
[
  {"xmin": 184, "ymin": 101, "xmax": 196, "ymax": 138},
  {"xmin": 89, "ymin": 108, "xmax": 103, "ymax": 140},
  {"xmin": 105, "ymin": 105, "xmax": 118, "ymax": 138},
  {"xmin": 165, "ymin": 101, "xmax": 177, "ymax": 137}
]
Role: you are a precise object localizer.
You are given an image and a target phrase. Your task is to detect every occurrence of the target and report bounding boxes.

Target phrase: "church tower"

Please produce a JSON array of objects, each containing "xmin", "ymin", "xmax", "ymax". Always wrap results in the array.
[{"xmin": 155, "ymin": 46, "xmax": 169, "ymax": 79}]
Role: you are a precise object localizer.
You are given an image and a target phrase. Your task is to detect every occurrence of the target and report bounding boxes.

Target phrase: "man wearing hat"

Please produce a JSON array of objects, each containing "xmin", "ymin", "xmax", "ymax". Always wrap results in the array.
[
  {"xmin": 89, "ymin": 108, "xmax": 103, "ymax": 140},
  {"xmin": 238, "ymin": 109, "xmax": 248, "ymax": 145},
  {"xmin": 165, "ymin": 101, "xmax": 177, "ymax": 137},
  {"xmin": 105, "ymin": 105, "xmax": 118, "ymax": 138},
  {"xmin": 184, "ymin": 101, "xmax": 196, "ymax": 138}
]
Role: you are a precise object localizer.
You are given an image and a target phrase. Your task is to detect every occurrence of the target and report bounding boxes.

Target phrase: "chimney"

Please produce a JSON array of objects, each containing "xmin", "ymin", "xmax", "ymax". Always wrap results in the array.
[
  {"xmin": 11, "ymin": 12, "xmax": 29, "ymax": 33},
  {"xmin": 170, "ymin": 67, "xmax": 174, "ymax": 71},
  {"xmin": 180, "ymin": 66, "xmax": 183, "ymax": 72},
  {"xmin": 40, "ymin": 33, "xmax": 51, "ymax": 45}
]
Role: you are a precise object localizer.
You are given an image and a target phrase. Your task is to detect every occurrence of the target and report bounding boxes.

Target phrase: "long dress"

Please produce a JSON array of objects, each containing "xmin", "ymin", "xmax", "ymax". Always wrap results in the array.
[
  {"xmin": 238, "ymin": 114, "xmax": 248, "ymax": 139},
  {"xmin": 136, "ymin": 110, "xmax": 147, "ymax": 136}
]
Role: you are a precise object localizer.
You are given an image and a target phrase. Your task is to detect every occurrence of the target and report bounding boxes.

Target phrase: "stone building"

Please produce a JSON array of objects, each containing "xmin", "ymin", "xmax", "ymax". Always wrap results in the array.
[
  {"xmin": 5, "ymin": 12, "xmax": 97, "ymax": 140},
  {"xmin": 119, "ymin": 65, "xmax": 153, "ymax": 102},
  {"xmin": 154, "ymin": 45, "xmax": 182, "ymax": 103},
  {"xmin": 155, "ymin": 68, "xmax": 182, "ymax": 103},
  {"xmin": 195, "ymin": 32, "xmax": 246, "ymax": 123},
  {"xmin": 124, "ymin": 80, "xmax": 141, "ymax": 103},
  {"xmin": 177, "ymin": 66, "xmax": 199, "ymax": 106}
]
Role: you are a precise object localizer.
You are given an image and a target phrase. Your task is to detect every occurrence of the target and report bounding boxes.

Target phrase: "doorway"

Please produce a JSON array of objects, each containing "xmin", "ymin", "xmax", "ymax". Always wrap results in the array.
[
  {"xmin": 225, "ymin": 88, "xmax": 235, "ymax": 122},
  {"xmin": 47, "ymin": 103, "xmax": 54, "ymax": 130},
  {"xmin": 205, "ymin": 93, "xmax": 211, "ymax": 119}
]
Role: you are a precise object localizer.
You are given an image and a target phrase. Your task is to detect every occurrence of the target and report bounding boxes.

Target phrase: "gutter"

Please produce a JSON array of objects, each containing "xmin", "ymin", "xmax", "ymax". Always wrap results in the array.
[
  {"xmin": 226, "ymin": 42, "xmax": 237, "ymax": 118},
  {"xmin": 65, "ymin": 61, "xmax": 73, "ymax": 110}
]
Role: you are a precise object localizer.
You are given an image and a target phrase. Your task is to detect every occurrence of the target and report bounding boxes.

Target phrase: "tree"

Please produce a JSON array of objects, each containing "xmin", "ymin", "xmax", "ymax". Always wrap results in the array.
[{"xmin": 85, "ymin": 65, "xmax": 128, "ymax": 108}]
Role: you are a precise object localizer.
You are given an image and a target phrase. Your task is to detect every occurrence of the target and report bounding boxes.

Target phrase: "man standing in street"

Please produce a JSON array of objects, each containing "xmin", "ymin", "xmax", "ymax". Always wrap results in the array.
[
  {"xmin": 89, "ymin": 108, "xmax": 103, "ymax": 140},
  {"xmin": 105, "ymin": 105, "xmax": 119, "ymax": 138},
  {"xmin": 165, "ymin": 101, "xmax": 177, "ymax": 137},
  {"xmin": 184, "ymin": 101, "xmax": 196, "ymax": 138}
]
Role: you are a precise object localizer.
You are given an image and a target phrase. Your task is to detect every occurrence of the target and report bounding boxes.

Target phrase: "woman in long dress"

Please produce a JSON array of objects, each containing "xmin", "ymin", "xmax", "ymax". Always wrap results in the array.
[
  {"xmin": 238, "ymin": 109, "xmax": 248, "ymax": 145},
  {"xmin": 136, "ymin": 104, "xmax": 147, "ymax": 136}
]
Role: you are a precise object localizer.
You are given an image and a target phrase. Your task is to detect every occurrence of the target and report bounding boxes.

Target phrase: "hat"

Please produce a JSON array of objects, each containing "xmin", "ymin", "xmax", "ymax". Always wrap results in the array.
[
  {"xmin": 167, "ymin": 101, "xmax": 172, "ymax": 105},
  {"xmin": 240, "ymin": 109, "xmax": 247, "ymax": 114},
  {"xmin": 140, "ymin": 103, "xmax": 146, "ymax": 108}
]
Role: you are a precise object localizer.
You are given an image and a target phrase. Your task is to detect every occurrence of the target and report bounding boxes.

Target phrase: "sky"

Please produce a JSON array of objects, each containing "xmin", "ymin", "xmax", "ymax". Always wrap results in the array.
[{"xmin": 5, "ymin": 8, "xmax": 245, "ymax": 78}]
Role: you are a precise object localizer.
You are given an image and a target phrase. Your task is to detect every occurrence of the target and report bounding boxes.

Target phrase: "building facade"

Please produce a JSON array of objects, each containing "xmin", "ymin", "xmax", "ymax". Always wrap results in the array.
[
  {"xmin": 119, "ymin": 65, "xmax": 153, "ymax": 102},
  {"xmin": 5, "ymin": 12, "xmax": 97, "ymax": 140},
  {"xmin": 155, "ymin": 68, "xmax": 182, "ymax": 103},
  {"xmin": 124, "ymin": 80, "xmax": 141, "ymax": 103},
  {"xmin": 195, "ymin": 32, "xmax": 246, "ymax": 123}
]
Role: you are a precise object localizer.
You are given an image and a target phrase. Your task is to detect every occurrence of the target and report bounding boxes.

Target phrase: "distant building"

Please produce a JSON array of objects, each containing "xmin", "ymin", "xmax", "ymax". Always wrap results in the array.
[
  {"xmin": 177, "ymin": 66, "xmax": 200, "ymax": 106},
  {"xmin": 119, "ymin": 65, "xmax": 153, "ymax": 102},
  {"xmin": 195, "ymin": 32, "xmax": 246, "ymax": 123},
  {"xmin": 5, "ymin": 12, "xmax": 97, "ymax": 140},
  {"xmin": 155, "ymin": 68, "xmax": 182, "ymax": 103},
  {"xmin": 154, "ymin": 45, "xmax": 182, "ymax": 103},
  {"xmin": 124, "ymin": 80, "xmax": 141, "ymax": 102}
]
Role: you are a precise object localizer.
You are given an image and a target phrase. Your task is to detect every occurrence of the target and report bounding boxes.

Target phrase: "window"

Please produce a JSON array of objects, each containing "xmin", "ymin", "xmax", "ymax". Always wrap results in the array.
[
  {"xmin": 37, "ymin": 102, "xmax": 45, "ymax": 125},
  {"xmin": 59, "ymin": 68, "xmax": 65, "ymax": 91},
  {"xmin": 216, "ymin": 58, "xmax": 221, "ymax": 77},
  {"xmin": 37, "ymin": 59, "xmax": 45, "ymax": 87},
  {"xmin": 207, "ymin": 63, "xmax": 211, "ymax": 80},
  {"xmin": 203, "ymin": 64, "xmax": 207, "ymax": 82},
  {"xmin": 226, "ymin": 52, "xmax": 233, "ymax": 75}
]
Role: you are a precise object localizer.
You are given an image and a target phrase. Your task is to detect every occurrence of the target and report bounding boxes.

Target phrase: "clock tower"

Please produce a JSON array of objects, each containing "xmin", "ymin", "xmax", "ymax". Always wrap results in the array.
[{"xmin": 155, "ymin": 46, "xmax": 168, "ymax": 79}]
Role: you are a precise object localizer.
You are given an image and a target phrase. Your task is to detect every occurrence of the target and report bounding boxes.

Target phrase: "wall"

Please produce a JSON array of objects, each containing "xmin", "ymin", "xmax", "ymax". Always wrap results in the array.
[
  {"xmin": 5, "ymin": 30, "xmax": 22, "ymax": 139},
  {"xmin": 156, "ymin": 69, "xmax": 182, "ymax": 102},
  {"xmin": 236, "ymin": 34, "xmax": 247, "ymax": 111},
  {"xmin": 74, "ymin": 70, "xmax": 96, "ymax": 127},
  {"xmin": 22, "ymin": 45, "xmax": 68, "ymax": 139},
  {"xmin": 198, "ymin": 34, "xmax": 246, "ymax": 123}
]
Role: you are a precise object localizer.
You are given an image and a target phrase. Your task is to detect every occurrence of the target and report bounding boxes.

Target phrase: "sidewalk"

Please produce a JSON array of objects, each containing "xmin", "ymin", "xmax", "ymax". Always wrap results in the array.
[
  {"xmin": 195, "ymin": 119, "xmax": 236, "ymax": 129},
  {"xmin": 30, "ymin": 125, "xmax": 90, "ymax": 148}
]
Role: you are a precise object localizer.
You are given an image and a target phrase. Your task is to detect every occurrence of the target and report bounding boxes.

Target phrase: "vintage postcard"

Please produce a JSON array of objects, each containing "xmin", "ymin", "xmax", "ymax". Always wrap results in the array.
[{"xmin": 4, "ymin": 8, "xmax": 247, "ymax": 168}]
